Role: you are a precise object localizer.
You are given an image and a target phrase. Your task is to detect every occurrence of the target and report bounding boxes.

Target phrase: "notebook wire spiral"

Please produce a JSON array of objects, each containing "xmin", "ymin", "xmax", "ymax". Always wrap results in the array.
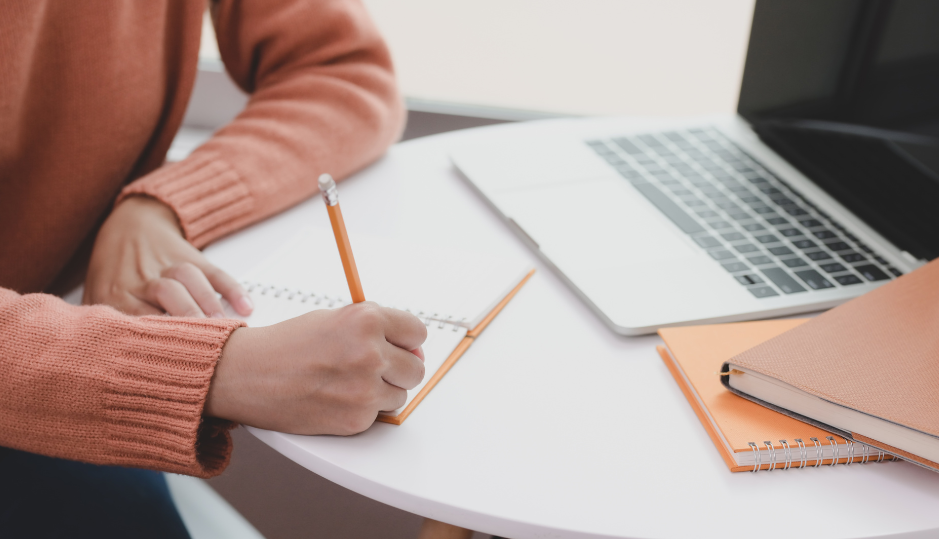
[
  {"xmin": 243, "ymin": 281, "xmax": 468, "ymax": 331},
  {"xmin": 746, "ymin": 436, "xmax": 897, "ymax": 472}
]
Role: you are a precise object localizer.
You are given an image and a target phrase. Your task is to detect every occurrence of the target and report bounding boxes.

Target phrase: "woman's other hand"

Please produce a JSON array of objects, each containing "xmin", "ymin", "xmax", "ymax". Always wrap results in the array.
[{"xmin": 84, "ymin": 196, "xmax": 254, "ymax": 318}]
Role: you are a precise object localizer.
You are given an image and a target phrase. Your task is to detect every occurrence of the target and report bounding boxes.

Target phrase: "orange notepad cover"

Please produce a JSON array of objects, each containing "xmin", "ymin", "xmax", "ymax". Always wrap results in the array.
[{"xmin": 658, "ymin": 320, "xmax": 881, "ymax": 472}]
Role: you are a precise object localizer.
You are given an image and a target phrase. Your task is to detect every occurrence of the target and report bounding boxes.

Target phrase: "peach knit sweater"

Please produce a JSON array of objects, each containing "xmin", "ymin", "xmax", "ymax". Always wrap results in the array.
[{"xmin": 0, "ymin": 0, "xmax": 404, "ymax": 477}]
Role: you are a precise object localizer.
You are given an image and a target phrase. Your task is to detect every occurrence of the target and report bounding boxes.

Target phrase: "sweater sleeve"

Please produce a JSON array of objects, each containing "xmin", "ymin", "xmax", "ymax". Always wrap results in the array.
[
  {"xmin": 0, "ymin": 287, "xmax": 245, "ymax": 478},
  {"xmin": 118, "ymin": 0, "xmax": 406, "ymax": 248}
]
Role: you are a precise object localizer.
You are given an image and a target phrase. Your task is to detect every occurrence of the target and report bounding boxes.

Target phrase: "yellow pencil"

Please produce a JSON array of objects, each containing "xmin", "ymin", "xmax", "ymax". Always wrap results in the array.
[{"xmin": 318, "ymin": 174, "xmax": 365, "ymax": 303}]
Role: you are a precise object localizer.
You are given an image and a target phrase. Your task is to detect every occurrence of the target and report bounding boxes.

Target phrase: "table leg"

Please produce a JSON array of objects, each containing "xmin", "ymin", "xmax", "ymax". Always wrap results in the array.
[{"xmin": 418, "ymin": 518, "xmax": 475, "ymax": 539}]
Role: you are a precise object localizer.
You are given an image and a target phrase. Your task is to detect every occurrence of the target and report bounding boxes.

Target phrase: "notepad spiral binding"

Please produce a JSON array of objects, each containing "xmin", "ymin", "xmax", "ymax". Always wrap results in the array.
[
  {"xmin": 243, "ymin": 281, "xmax": 468, "ymax": 331},
  {"xmin": 745, "ymin": 436, "xmax": 899, "ymax": 472}
]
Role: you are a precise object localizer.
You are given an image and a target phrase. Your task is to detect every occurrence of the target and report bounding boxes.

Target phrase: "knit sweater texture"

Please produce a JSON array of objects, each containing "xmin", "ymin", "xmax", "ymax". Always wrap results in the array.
[{"xmin": 0, "ymin": 0, "xmax": 404, "ymax": 477}]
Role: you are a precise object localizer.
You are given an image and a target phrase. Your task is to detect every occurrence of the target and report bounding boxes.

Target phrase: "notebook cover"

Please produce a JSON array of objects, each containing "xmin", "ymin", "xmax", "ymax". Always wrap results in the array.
[
  {"xmin": 722, "ymin": 259, "xmax": 939, "ymax": 471},
  {"xmin": 659, "ymin": 320, "xmax": 864, "ymax": 472},
  {"xmin": 376, "ymin": 268, "xmax": 535, "ymax": 425}
]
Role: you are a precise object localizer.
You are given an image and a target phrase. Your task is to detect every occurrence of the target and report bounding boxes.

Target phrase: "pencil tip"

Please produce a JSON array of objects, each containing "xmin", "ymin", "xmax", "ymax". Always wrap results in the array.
[{"xmin": 318, "ymin": 174, "xmax": 335, "ymax": 191}]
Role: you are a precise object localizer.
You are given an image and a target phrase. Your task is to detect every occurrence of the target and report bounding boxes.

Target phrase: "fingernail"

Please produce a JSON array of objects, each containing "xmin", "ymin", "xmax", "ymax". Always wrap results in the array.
[{"xmin": 237, "ymin": 295, "xmax": 254, "ymax": 314}]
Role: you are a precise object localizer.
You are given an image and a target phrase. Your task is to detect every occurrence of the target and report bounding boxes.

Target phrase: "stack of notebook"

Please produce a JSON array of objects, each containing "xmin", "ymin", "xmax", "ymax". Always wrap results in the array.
[
  {"xmin": 661, "ymin": 258, "xmax": 939, "ymax": 473},
  {"xmin": 658, "ymin": 320, "xmax": 898, "ymax": 472}
]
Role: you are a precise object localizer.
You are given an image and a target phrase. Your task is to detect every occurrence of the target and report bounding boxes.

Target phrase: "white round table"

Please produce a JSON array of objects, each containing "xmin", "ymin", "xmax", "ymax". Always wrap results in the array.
[{"xmin": 204, "ymin": 120, "xmax": 939, "ymax": 539}]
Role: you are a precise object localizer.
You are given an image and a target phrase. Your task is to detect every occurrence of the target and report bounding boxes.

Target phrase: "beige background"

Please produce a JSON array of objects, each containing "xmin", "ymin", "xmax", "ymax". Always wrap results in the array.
[{"xmin": 202, "ymin": 1, "xmax": 756, "ymax": 117}]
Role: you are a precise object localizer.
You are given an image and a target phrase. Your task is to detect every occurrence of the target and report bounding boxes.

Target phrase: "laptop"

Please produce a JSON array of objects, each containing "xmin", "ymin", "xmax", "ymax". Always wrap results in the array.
[{"xmin": 450, "ymin": 0, "xmax": 939, "ymax": 335}]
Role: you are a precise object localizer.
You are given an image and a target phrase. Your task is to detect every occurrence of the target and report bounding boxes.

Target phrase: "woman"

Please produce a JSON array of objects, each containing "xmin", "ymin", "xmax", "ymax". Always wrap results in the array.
[{"xmin": 0, "ymin": 1, "xmax": 426, "ymax": 536}]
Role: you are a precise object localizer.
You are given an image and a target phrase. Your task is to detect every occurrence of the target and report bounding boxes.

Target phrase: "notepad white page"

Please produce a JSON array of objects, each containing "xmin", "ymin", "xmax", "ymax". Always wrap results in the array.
[
  {"xmin": 243, "ymin": 226, "xmax": 531, "ymax": 328},
  {"xmin": 228, "ymin": 226, "xmax": 530, "ymax": 416}
]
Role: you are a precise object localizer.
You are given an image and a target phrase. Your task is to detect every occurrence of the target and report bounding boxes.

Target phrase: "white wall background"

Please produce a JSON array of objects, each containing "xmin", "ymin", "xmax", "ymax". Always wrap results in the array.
[
  {"xmin": 362, "ymin": 0, "xmax": 755, "ymax": 116},
  {"xmin": 201, "ymin": 1, "xmax": 756, "ymax": 117}
]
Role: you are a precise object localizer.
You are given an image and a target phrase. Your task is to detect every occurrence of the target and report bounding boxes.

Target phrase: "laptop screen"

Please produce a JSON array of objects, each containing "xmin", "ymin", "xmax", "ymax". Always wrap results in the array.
[{"xmin": 737, "ymin": 0, "xmax": 939, "ymax": 261}]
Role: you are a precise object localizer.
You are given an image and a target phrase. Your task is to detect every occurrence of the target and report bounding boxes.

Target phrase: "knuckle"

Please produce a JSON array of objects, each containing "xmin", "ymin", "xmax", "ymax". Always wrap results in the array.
[
  {"xmin": 356, "ymin": 303, "xmax": 384, "ymax": 328},
  {"xmin": 147, "ymin": 278, "xmax": 171, "ymax": 297}
]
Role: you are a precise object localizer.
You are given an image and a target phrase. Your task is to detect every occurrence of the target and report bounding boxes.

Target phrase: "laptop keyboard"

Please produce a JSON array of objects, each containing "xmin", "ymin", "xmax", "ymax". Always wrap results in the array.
[{"xmin": 586, "ymin": 128, "xmax": 902, "ymax": 298}]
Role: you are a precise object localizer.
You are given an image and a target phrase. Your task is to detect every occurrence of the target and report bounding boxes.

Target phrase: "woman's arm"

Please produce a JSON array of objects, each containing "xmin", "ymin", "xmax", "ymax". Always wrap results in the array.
[
  {"xmin": 119, "ymin": 0, "xmax": 405, "ymax": 248},
  {"xmin": 0, "ymin": 288, "xmax": 425, "ymax": 476},
  {"xmin": 0, "ymin": 287, "xmax": 242, "ymax": 477}
]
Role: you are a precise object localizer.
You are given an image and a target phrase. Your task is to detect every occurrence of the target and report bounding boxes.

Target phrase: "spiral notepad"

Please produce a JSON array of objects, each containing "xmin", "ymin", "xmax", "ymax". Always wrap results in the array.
[
  {"xmin": 230, "ymin": 227, "xmax": 534, "ymax": 425},
  {"xmin": 657, "ymin": 320, "xmax": 899, "ymax": 472}
]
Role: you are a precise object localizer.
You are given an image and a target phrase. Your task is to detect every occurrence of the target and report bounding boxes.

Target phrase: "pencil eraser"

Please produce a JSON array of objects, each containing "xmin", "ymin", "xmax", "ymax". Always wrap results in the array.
[{"xmin": 318, "ymin": 174, "xmax": 335, "ymax": 191}]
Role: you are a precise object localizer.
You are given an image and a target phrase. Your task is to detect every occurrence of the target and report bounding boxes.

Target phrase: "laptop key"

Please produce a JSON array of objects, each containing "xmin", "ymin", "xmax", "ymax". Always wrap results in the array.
[
  {"xmin": 728, "ymin": 212, "xmax": 752, "ymax": 221},
  {"xmin": 778, "ymin": 228, "xmax": 803, "ymax": 237},
  {"xmin": 805, "ymin": 251, "xmax": 832, "ymax": 261},
  {"xmin": 888, "ymin": 267, "xmax": 903, "ymax": 277},
  {"xmin": 813, "ymin": 229, "xmax": 837, "ymax": 240},
  {"xmin": 721, "ymin": 261, "xmax": 749, "ymax": 272},
  {"xmin": 781, "ymin": 257, "xmax": 809, "ymax": 268},
  {"xmin": 765, "ymin": 217, "xmax": 788, "ymax": 225},
  {"xmin": 630, "ymin": 182, "xmax": 705, "ymax": 234},
  {"xmin": 612, "ymin": 138, "xmax": 643, "ymax": 154},
  {"xmin": 855, "ymin": 264, "xmax": 890, "ymax": 281},
  {"xmin": 734, "ymin": 274, "xmax": 765, "ymax": 285},
  {"xmin": 696, "ymin": 210, "xmax": 719, "ymax": 218},
  {"xmin": 834, "ymin": 274, "xmax": 863, "ymax": 285},
  {"xmin": 708, "ymin": 220, "xmax": 733, "ymax": 229},
  {"xmin": 721, "ymin": 232, "xmax": 745, "ymax": 241},
  {"xmin": 747, "ymin": 255, "xmax": 773, "ymax": 266},
  {"xmin": 768, "ymin": 246, "xmax": 793, "ymax": 256},
  {"xmin": 753, "ymin": 206, "xmax": 776, "ymax": 214},
  {"xmin": 783, "ymin": 206, "xmax": 808, "ymax": 216},
  {"xmin": 734, "ymin": 243, "xmax": 760, "ymax": 253},
  {"xmin": 824, "ymin": 241, "xmax": 850, "ymax": 251},
  {"xmin": 794, "ymin": 269, "xmax": 834, "ymax": 290},
  {"xmin": 742, "ymin": 223, "xmax": 766, "ymax": 232},
  {"xmin": 708, "ymin": 249, "xmax": 736, "ymax": 261},
  {"xmin": 748, "ymin": 286, "xmax": 779, "ymax": 298},
  {"xmin": 693, "ymin": 235, "xmax": 721, "ymax": 248},
  {"xmin": 761, "ymin": 267, "xmax": 807, "ymax": 294},
  {"xmin": 840, "ymin": 252, "xmax": 866, "ymax": 263},
  {"xmin": 754, "ymin": 234, "xmax": 779, "ymax": 244},
  {"xmin": 799, "ymin": 219, "xmax": 823, "ymax": 228},
  {"xmin": 791, "ymin": 239, "xmax": 817, "ymax": 249},
  {"xmin": 819, "ymin": 262, "xmax": 847, "ymax": 273}
]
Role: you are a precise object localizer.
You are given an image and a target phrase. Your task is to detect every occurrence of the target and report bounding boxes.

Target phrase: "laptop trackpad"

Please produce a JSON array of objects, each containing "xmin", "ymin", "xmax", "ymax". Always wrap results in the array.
[{"xmin": 494, "ymin": 178, "xmax": 699, "ymax": 271}]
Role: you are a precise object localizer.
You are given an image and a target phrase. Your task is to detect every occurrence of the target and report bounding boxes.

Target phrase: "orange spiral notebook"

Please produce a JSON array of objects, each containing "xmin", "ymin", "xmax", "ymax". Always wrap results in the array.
[
  {"xmin": 228, "ymin": 227, "xmax": 534, "ymax": 425},
  {"xmin": 658, "ymin": 320, "xmax": 898, "ymax": 472}
]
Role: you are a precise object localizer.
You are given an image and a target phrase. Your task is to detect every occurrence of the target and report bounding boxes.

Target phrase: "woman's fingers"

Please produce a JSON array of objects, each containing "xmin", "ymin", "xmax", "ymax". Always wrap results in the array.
[
  {"xmin": 117, "ymin": 295, "xmax": 165, "ymax": 316},
  {"xmin": 202, "ymin": 264, "xmax": 253, "ymax": 316},
  {"xmin": 380, "ymin": 342, "xmax": 426, "ymax": 391},
  {"xmin": 163, "ymin": 263, "xmax": 227, "ymax": 317},
  {"xmin": 377, "ymin": 383, "xmax": 409, "ymax": 413},
  {"xmin": 144, "ymin": 277, "xmax": 205, "ymax": 317},
  {"xmin": 381, "ymin": 307, "xmax": 428, "ymax": 352}
]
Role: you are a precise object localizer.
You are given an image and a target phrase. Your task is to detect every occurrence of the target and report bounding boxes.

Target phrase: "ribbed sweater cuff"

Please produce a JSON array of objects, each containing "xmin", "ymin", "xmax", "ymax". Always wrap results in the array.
[
  {"xmin": 104, "ymin": 315, "xmax": 245, "ymax": 478},
  {"xmin": 119, "ymin": 153, "xmax": 254, "ymax": 248}
]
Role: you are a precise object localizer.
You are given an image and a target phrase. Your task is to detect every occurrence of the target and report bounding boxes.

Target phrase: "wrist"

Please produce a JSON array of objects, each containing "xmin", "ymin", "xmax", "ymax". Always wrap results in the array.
[
  {"xmin": 111, "ymin": 195, "xmax": 183, "ymax": 235},
  {"xmin": 205, "ymin": 327, "xmax": 251, "ymax": 422}
]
